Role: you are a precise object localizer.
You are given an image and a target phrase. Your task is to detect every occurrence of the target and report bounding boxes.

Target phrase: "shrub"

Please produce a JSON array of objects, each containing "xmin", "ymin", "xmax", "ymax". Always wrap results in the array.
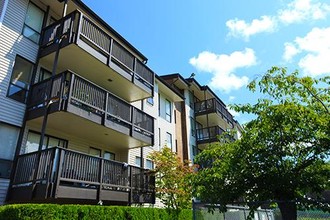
[{"xmin": 0, "ymin": 204, "xmax": 192, "ymax": 220}]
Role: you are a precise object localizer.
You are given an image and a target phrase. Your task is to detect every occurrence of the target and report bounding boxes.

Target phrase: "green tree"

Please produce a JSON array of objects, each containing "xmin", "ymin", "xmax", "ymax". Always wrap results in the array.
[
  {"xmin": 192, "ymin": 67, "xmax": 330, "ymax": 220},
  {"xmin": 148, "ymin": 147, "xmax": 195, "ymax": 211}
]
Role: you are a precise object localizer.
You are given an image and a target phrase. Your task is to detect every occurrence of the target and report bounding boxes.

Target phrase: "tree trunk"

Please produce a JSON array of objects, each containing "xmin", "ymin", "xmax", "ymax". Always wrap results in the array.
[{"xmin": 278, "ymin": 201, "xmax": 297, "ymax": 220}]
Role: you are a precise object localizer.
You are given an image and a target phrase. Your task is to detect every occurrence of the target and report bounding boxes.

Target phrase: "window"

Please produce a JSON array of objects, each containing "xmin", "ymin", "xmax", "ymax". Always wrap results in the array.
[
  {"xmin": 23, "ymin": 2, "xmax": 44, "ymax": 43},
  {"xmin": 190, "ymin": 117, "xmax": 196, "ymax": 137},
  {"xmin": 166, "ymin": 132, "xmax": 172, "ymax": 150},
  {"xmin": 89, "ymin": 147, "xmax": 101, "ymax": 157},
  {"xmin": 189, "ymin": 92, "xmax": 194, "ymax": 109},
  {"xmin": 7, "ymin": 56, "xmax": 34, "ymax": 103},
  {"xmin": 147, "ymin": 97, "xmax": 154, "ymax": 105},
  {"xmin": 0, "ymin": 123, "xmax": 19, "ymax": 178},
  {"xmin": 104, "ymin": 151, "xmax": 115, "ymax": 160},
  {"xmin": 135, "ymin": 156, "xmax": 142, "ymax": 167},
  {"xmin": 38, "ymin": 68, "xmax": 51, "ymax": 82},
  {"xmin": 165, "ymin": 99, "xmax": 171, "ymax": 122},
  {"xmin": 25, "ymin": 131, "xmax": 67, "ymax": 153},
  {"xmin": 146, "ymin": 159, "xmax": 154, "ymax": 169}
]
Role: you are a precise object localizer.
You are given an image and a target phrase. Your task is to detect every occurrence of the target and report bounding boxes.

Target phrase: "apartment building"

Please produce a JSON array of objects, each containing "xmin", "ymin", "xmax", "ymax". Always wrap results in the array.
[
  {"xmin": 161, "ymin": 74, "xmax": 242, "ymax": 162},
  {"xmin": 0, "ymin": 0, "xmax": 238, "ymax": 206}
]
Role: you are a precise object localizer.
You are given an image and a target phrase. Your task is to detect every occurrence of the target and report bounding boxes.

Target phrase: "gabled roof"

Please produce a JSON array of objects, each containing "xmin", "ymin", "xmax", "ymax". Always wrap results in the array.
[{"xmin": 155, "ymin": 75, "xmax": 185, "ymax": 102}]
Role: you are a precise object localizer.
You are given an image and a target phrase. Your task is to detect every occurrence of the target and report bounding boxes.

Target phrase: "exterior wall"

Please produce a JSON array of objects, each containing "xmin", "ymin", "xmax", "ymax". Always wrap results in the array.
[
  {"xmin": 184, "ymin": 89, "xmax": 196, "ymax": 161},
  {"xmin": 128, "ymin": 81, "xmax": 177, "ymax": 167},
  {"xmin": 0, "ymin": 0, "xmax": 39, "ymax": 127},
  {"xmin": 0, "ymin": 178, "xmax": 9, "ymax": 205},
  {"xmin": 20, "ymin": 125, "xmax": 128, "ymax": 162},
  {"xmin": 174, "ymin": 102, "xmax": 183, "ymax": 159}
]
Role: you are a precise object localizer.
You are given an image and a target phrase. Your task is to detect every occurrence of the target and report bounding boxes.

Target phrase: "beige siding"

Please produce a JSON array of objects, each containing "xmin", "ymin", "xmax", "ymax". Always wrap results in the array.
[
  {"xmin": 21, "ymin": 125, "xmax": 127, "ymax": 162},
  {"xmin": 0, "ymin": 178, "xmax": 9, "ymax": 205},
  {"xmin": 0, "ymin": 0, "xmax": 39, "ymax": 127}
]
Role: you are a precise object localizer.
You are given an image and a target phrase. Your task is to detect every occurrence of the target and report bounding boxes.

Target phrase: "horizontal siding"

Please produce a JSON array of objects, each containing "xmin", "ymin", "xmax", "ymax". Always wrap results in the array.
[
  {"xmin": 0, "ymin": 178, "xmax": 9, "ymax": 205},
  {"xmin": 0, "ymin": 0, "xmax": 39, "ymax": 127},
  {"xmin": 21, "ymin": 125, "xmax": 127, "ymax": 163}
]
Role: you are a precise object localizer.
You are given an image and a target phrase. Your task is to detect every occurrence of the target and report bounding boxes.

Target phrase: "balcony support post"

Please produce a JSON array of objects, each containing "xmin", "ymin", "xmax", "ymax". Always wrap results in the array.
[
  {"xmin": 128, "ymin": 166, "xmax": 133, "ymax": 205},
  {"xmin": 62, "ymin": 0, "xmax": 68, "ymax": 17},
  {"xmin": 97, "ymin": 158, "xmax": 104, "ymax": 203}
]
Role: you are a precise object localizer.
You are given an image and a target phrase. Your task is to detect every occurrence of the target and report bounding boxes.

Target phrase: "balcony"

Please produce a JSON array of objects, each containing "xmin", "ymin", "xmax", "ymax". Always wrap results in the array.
[
  {"xmin": 195, "ymin": 98, "xmax": 234, "ymax": 128},
  {"xmin": 39, "ymin": 11, "xmax": 154, "ymax": 102},
  {"xmin": 26, "ymin": 70, "xmax": 154, "ymax": 148},
  {"xmin": 8, "ymin": 147, "xmax": 155, "ymax": 205},
  {"xmin": 196, "ymin": 126, "xmax": 225, "ymax": 145}
]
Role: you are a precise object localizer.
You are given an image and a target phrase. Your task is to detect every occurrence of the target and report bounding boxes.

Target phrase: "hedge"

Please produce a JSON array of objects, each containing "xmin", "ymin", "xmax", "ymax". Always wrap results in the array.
[{"xmin": 0, "ymin": 204, "xmax": 192, "ymax": 220}]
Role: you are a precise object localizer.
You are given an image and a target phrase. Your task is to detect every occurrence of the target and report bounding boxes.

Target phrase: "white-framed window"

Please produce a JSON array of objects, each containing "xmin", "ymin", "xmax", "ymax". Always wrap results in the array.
[
  {"xmin": 166, "ymin": 132, "xmax": 172, "ymax": 150},
  {"xmin": 146, "ymin": 159, "xmax": 154, "ymax": 169},
  {"xmin": 165, "ymin": 99, "xmax": 171, "ymax": 122},
  {"xmin": 7, "ymin": 55, "xmax": 34, "ymax": 103},
  {"xmin": 22, "ymin": 2, "xmax": 44, "ymax": 43}
]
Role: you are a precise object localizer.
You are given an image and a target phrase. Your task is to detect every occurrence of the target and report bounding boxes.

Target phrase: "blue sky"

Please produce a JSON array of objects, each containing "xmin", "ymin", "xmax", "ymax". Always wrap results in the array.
[{"xmin": 82, "ymin": 0, "xmax": 330, "ymax": 124}]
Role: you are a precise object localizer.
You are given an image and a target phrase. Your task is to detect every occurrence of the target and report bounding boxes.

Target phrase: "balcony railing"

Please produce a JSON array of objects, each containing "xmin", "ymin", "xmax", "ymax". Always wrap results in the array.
[
  {"xmin": 196, "ymin": 126, "xmax": 225, "ymax": 144},
  {"xmin": 27, "ymin": 71, "xmax": 154, "ymax": 145},
  {"xmin": 39, "ymin": 10, "xmax": 154, "ymax": 95},
  {"xmin": 195, "ymin": 98, "xmax": 234, "ymax": 126},
  {"xmin": 9, "ymin": 147, "xmax": 155, "ymax": 204}
]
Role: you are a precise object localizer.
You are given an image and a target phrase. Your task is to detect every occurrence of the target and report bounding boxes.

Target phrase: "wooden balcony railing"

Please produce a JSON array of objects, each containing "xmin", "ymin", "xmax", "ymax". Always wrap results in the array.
[
  {"xmin": 195, "ymin": 98, "xmax": 234, "ymax": 126},
  {"xmin": 9, "ymin": 147, "xmax": 155, "ymax": 204},
  {"xmin": 27, "ymin": 71, "xmax": 154, "ymax": 145},
  {"xmin": 39, "ymin": 10, "xmax": 154, "ymax": 95},
  {"xmin": 196, "ymin": 126, "xmax": 225, "ymax": 143}
]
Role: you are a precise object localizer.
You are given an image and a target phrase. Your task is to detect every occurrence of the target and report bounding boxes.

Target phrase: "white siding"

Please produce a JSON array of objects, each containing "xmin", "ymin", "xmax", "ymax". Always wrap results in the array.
[
  {"xmin": 0, "ymin": 178, "xmax": 9, "ymax": 205},
  {"xmin": 128, "ymin": 81, "xmax": 177, "ymax": 167},
  {"xmin": 0, "ymin": 0, "xmax": 39, "ymax": 127}
]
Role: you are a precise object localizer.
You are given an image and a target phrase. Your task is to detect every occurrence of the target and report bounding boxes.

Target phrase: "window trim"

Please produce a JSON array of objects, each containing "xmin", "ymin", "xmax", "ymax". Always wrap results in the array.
[{"xmin": 7, "ymin": 55, "xmax": 35, "ymax": 103}]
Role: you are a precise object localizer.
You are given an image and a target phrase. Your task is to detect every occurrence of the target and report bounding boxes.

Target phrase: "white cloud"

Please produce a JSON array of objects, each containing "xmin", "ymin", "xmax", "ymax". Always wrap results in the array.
[
  {"xmin": 226, "ymin": 16, "xmax": 276, "ymax": 40},
  {"xmin": 283, "ymin": 42, "xmax": 300, "ymax": 62},
  {"xmin": 189, "ymin": 48, "xmax": 256, "ymax": 93},
  {"xmin": 284, "ymin": 27, "xmax": 330, "ymax": 76},
  {"xmin": 226, "ymin": 0, "xmax": 330, "ymax": 40},
  {"xmin": 278, "ymin": 0, "xmax": 330, "ymax": 24}
]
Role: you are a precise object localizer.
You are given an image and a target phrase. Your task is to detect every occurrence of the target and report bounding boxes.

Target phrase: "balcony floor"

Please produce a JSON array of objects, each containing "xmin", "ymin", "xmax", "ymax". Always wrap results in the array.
[{"xmin": 39, "ymin": 43, "xmax": 150, "ymax": 102}]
